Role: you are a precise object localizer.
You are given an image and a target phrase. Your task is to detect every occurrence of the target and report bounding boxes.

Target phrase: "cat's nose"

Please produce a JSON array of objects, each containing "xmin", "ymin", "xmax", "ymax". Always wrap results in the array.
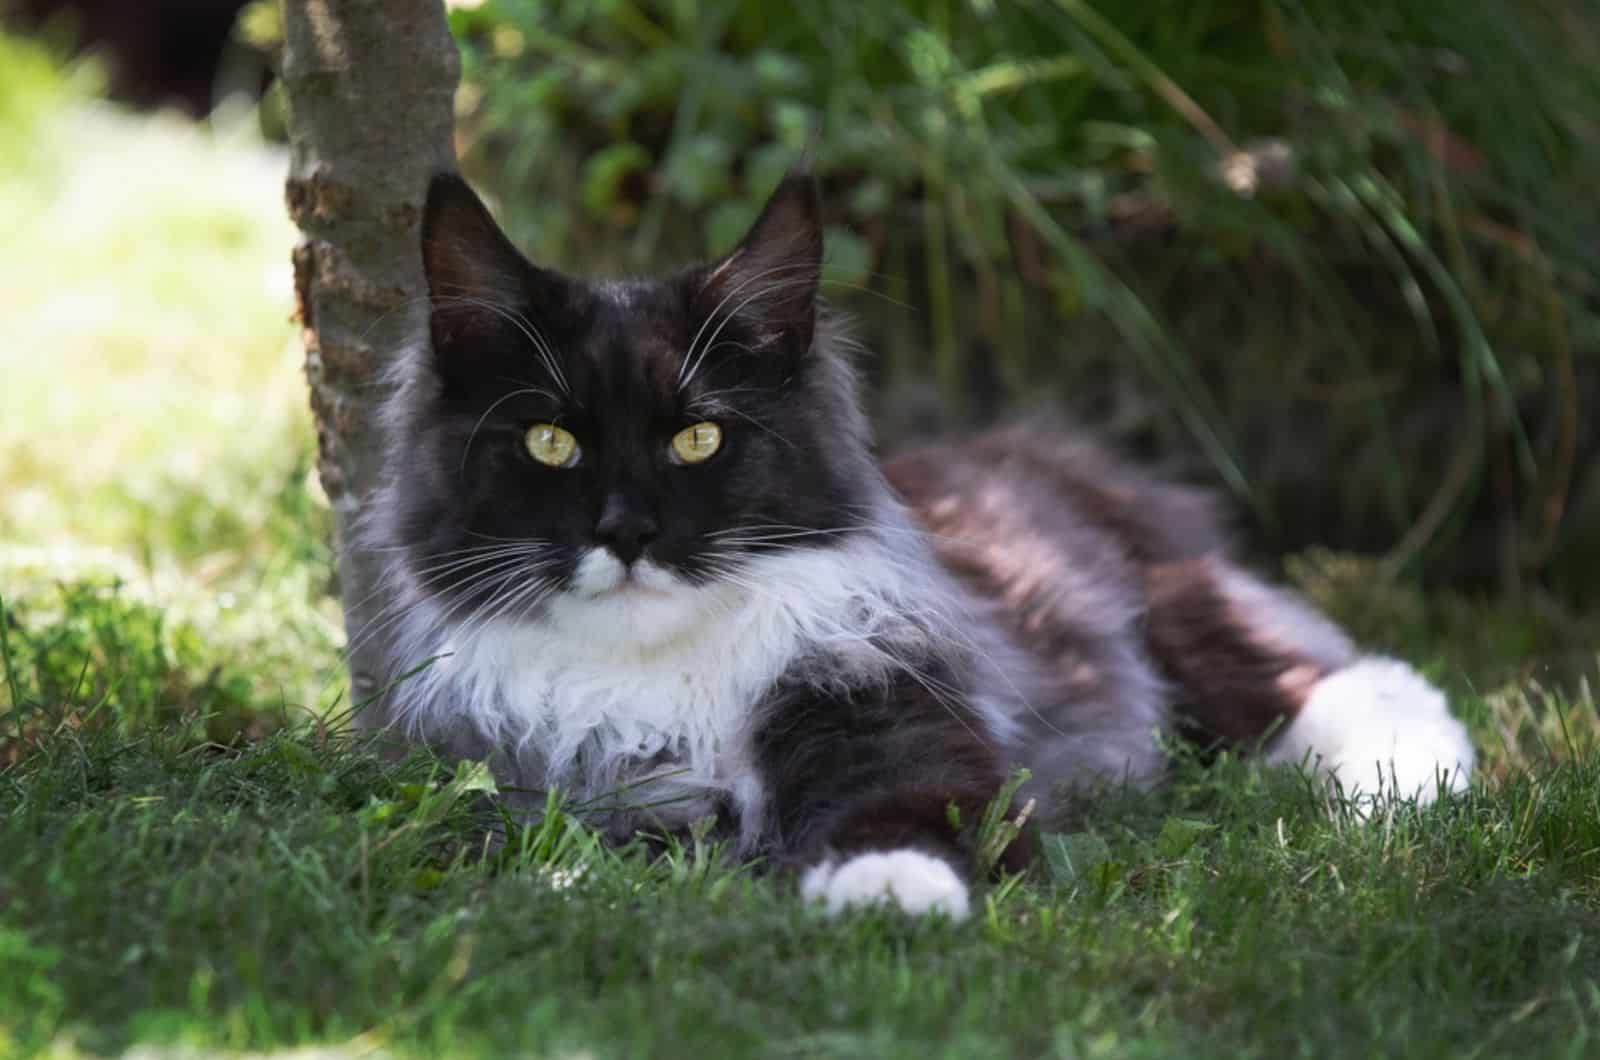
[{"xmin": 594, "ymin": 493, "xmax": 659, "ymax": 565}]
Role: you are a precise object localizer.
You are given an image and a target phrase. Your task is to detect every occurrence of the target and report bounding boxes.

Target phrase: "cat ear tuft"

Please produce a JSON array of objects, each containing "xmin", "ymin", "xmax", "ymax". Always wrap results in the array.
[{"xmin": 699, "ymin": 172, "xmax": 823, "ymax": 349}]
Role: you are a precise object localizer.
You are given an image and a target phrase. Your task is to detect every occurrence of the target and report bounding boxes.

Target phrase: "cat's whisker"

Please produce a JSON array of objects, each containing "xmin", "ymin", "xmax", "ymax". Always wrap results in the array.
[
  {"xmin": 705, "ymin": 522, "xmax": 865, "ymax": 540},
  {"xmin": 709, "ymin": 519, "xmax": 983, "ymax": 552},
  {"xmin": 679, "ymin": 262, "xmax": 818, "ymax": 384},
  {"xmin": 406, "ymin": 541, "xmax": 554, "ymax": 572},
  {"xmin": 702, "ymin": 540, "xmax": 1065, "ymax": 741},
  {"xmin": 463, "ymin": 530, "xmax": 558, "ymax": 545},
  {"xmin": 374, "ymin": 564, "xmax": 557, "ymax": 677},
  {"xmin": 430, "ymin": 291, "xmax": 571, "ymax": 398},
  {"xmin": 680, "ymin": 277, "xmax": 816, "ymax": 392},
  {"xmin": 684, "ymin": 268, "xmax": 910, "ymax": 374},
  {"xmin": 494, "ymin": 574, "xmax": 561, "ymax": 629},
  {"xmin": 345, "ymin": 553, "xmax": 554, "ymax": 660},
  {"xmin": 510, "ymin": 578, "xmax": 561, "ymax": 627},
  {"xmin": 685, "ymin": 383, "xmax": 768, "ymax": 406},
  {"xmin": 452, "ymin": 571, "xmax": 557, "ymax": 650},
  {"xmin": 346, "ymin": 552, "xmax": 528, "ymax": 646},
  {"xmin": 494, "ymin": 375, "xmax": 564, "ymax": 398},
  {"xmin": 459, "ymin": 387, "xmax": 563, "ymax": 476},
  {"xmin": 706, "ymin": 531, "xmax": 856, "ymax": 546},
  {"xmin": 696, "ymin": 391, "xmax": 800, "ymax": 450},
  {"xmin": 441, "ymin": 293, "xmax": 569, "ymax": 396},
  {"xmin": 678, "ymin": 264, "xmax": 821, "ymax": 391},
  {"xmin": 692, "ymin": 557, "xmax": 989, "ymax": 744},
  {"xmin": 338, "ymin": 550, "xmax": 546, "ymax": 643},
  {"xmin": 340, "ymin": 542, "xmax": 535, "ymax": 616},
  {"xmin": 372, "ymin": 544, "xmax": 550, "ymax": 604}
]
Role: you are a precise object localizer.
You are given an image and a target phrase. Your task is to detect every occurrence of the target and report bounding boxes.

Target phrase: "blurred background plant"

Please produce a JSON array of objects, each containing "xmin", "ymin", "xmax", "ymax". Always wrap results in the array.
[
  {"xmin": 187, "ymin": 0, "xmax": 1600, "ymax": 601},
  {"xmin": 435, "ymin": 0, "xmax": 1598, "ymax": 602},
  {"xmin": 0, "ymin": 19, "xmax": 341, "ymax": 744},
  {"xmin": 1, "ymin": 0, "xmax": 1597, "ymax": 754},
  {"xmin": 220, "ymin": 0, "xmax": 1600, "ymax": 596},
  {"xmin": 455, "ymin": 0, "xmax": 1600, "ymax": 600}
]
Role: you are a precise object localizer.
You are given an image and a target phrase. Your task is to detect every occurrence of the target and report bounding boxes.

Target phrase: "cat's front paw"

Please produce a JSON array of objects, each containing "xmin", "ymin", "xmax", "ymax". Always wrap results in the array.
[
  {"xmin": 801, "ymin": 849, "xmax": 971, "ymax": 920},
  {"xmin": 1266, "ymin": 656, "xmax": 1475, "ymax": 809}
]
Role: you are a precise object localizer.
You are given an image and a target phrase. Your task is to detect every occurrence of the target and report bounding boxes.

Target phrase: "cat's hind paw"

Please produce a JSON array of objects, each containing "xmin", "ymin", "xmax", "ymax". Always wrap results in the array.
[
  {"xmin": 801, "ymin": 849, "xmax": 971, "ymax": 920},
  {"xmin": 1266, "ymin": 656, "xmax": 1475, "ymax": 809}
]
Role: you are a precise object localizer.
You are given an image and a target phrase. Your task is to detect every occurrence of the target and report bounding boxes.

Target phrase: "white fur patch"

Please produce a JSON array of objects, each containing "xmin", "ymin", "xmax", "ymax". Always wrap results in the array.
[
  {"xmin": 386, "ymin": 520, "xmax": 1010, "ymax": 847},
  {"xmin": 801, "ymin": 849, "xmax": 971, "ymax": 919},
  {"xmin": 1266, "ymin": 657, "xmax": 1475, "ymax": 808},
  {"xmin": 555, "ymin": 551, "xmax": 722, "ymax": 649}
]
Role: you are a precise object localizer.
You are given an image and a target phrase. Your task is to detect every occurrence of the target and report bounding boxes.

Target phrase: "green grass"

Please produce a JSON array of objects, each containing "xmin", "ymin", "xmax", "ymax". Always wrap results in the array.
[
  {"xmin": 6, "ymin": 640, "xmax": 1600, "ymax": 1059},
  {"xmin": 6, "ymin": 22, "xmax": 1600, "ymax": 1060}
]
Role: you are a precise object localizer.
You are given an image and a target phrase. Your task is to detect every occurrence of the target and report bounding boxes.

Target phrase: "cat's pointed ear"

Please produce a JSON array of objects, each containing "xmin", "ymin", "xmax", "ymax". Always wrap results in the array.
[
  {"xmin": 698, "ymin": 171, "xmax": 823, "ymax": 352},
  {"xmin": 422, "ymin": 173, "xmax": 528, "ymax": 306},
  {"xmin": 420, "ymin": 173, "xmax": 544, "ymax": 363}
]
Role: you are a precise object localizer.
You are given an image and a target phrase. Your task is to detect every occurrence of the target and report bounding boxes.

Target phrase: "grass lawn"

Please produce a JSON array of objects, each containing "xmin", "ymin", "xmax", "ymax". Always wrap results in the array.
[{"xmin": 5, "ymin": 33, "xmax": 1600, "ymax": 1060}]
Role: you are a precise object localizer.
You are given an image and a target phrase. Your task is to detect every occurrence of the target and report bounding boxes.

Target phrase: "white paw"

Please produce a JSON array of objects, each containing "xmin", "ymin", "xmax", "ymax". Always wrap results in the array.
[
  {"xmin": 800, "ymin": 849, "xmax": 971, "ymax": 920},
  {"xmin": 1267, "ymin": 657, "xmax": 1475, "ymax": 809}
]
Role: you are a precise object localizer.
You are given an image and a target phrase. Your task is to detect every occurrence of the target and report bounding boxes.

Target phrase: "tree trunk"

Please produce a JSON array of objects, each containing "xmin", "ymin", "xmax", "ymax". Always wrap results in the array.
[{"xmin": 280, "ymin": 0, "xmax": 459, "ymax": 722}]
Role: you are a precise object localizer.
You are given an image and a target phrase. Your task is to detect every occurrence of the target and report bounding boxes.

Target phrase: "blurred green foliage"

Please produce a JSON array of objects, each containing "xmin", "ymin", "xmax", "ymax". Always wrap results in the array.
[
  {"xmin": 0, "ymin": 26, "xmax": 100, "ymax": 191},
  {"xmin": 1, "ymin": 582, "xmax": 261, "ymax": 752},
  {"xmin": 446, "ymin": 0, "xmax": 1600, "ymax": 596},
  {"xmin": 0, "ymin": 26, "xmax": 343, "ymax": 737}
]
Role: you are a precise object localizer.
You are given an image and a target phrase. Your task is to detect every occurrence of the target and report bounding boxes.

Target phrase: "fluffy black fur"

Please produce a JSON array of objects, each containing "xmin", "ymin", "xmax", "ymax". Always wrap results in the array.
[
  {"xmin": 359, "ymin": 169, "xmax": 1468, "ymax": 909},
  {"xmin": 403, "ymin": 173, "xmax": 874, "ymax": 606}
]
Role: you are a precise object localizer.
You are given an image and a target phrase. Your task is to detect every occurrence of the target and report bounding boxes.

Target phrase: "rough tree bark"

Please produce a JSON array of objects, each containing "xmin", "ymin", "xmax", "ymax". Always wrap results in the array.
[{"xmin": 280, "ymin": 0, "xmax": 459, "ymax": 720}]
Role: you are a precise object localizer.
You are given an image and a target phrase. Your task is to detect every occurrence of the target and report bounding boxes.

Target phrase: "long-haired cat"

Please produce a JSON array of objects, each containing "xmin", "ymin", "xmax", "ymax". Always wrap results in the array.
[{"xmin": 361, "ymin": 170, "xmax": 1474, "ymax": 919}]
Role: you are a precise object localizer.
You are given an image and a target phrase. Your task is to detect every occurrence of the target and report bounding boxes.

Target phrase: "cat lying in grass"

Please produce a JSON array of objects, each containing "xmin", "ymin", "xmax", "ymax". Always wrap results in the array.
[{"xmin": 357, "ymin": 169, "xmax": 1474, "ymax": 919}]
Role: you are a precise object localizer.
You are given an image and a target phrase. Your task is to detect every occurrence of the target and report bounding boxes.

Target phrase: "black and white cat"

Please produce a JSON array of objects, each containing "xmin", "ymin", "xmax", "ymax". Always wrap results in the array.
[{"xmin": 361, "ymin": 170, "xmax": 1475, "ymax": 919}]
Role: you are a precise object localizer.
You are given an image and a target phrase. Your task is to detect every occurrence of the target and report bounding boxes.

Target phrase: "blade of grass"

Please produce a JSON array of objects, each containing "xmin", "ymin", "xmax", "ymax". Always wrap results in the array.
[
  {"xmin": 0, "ymin": 592, "xmax": 24, "ymax": 754},
  {"xmin": 1045, "ymin": 0, "xmax": 1236, "ymax": 157}
]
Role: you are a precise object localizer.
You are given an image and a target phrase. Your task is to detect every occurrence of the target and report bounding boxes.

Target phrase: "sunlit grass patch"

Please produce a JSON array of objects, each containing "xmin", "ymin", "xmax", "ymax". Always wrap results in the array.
[
  {"xmin": 0, "ymin": 31, "xmax": 342, "ymax": 724},
  {"xmin": 0, "ymin": 559, "xmax": 341, "ymax": 758},
  {"xmin": 0, "ymin": 57, "xmax": 308, "ymax": 566}
]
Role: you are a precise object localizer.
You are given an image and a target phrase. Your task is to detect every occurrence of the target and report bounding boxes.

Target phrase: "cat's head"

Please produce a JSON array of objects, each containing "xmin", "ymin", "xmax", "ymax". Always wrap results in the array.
[{"xmin": 381, "ymin": 171, "xmax": 879, "ymax": 645}]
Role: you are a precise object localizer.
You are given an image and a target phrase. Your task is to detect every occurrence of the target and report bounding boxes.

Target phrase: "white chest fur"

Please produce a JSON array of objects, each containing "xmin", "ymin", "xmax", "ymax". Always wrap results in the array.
[
  {"xmin": 392, "ymin": 536, "xmax": 939, "ymax": 837},
  {"xmin": 443, "ymin": 570, "xmax": 777, "ymax": 796}
]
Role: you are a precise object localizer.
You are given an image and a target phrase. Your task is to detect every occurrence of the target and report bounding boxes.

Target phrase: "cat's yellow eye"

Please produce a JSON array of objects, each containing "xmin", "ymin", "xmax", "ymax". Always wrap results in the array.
[
  {"xmin": 525, "ymin": 423, "xmax": 580, "ymax": 468},
  {"xmin": 670, "ymin": 422, "xmax": 723, "ymax": 465}
]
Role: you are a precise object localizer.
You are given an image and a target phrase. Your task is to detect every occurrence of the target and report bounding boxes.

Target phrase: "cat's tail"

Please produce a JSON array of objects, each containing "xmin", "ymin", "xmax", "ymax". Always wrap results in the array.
[{"xmin": 1144, "ymin": 555, "xmax": 1475, "ymax": 807}]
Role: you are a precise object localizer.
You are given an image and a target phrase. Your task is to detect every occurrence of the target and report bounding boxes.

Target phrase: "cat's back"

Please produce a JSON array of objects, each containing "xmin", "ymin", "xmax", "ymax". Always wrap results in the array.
[
  {"xmin": 883, "ymin": 421, "xmax": 1226, "ymax": 573},
  {"xmin": 882, "ymin": 422, "xmax": 1227, "ymax": 787}
]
